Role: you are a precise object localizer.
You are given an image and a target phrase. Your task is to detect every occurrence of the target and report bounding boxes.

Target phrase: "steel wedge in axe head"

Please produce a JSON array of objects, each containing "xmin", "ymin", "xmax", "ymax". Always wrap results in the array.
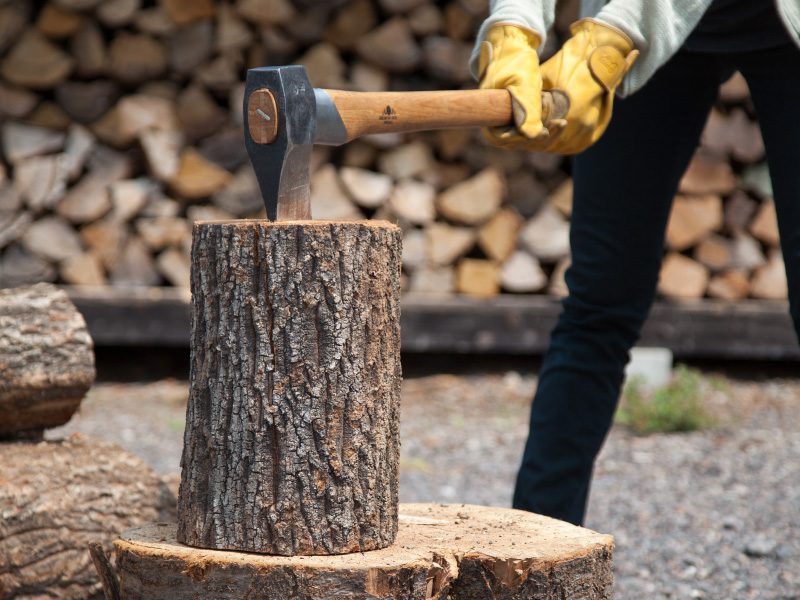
[{"xmin": 244, "ymin": 65, "xmax": 569, "ymax": 221}]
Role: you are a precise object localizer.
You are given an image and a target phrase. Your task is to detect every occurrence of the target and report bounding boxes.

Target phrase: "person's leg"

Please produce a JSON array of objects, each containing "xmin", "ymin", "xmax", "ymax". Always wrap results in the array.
[
  {"xmin": 737, "ymin": 43, "xmax": 800, "ymax": 334},
  {"xmin": 513, "ymin": 51, "xmax": 729, "ymax": 525}
]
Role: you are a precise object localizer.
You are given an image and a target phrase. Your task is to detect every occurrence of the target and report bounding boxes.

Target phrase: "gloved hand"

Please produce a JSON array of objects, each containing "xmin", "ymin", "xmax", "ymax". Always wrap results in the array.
[
  {"xmin": 477, "ymin": 24, "xmax": 551, "ymax": 148},
  {"xmin": 539, "ymin": 18, "xmax": 639, "ymax": 154}
]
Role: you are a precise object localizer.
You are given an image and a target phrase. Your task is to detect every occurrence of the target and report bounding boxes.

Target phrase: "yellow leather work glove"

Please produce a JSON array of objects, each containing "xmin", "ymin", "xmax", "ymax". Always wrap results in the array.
[
  {"xmin": 539, "ymin": 18, "xmax": 639, "ymax": 155},
  {"xmin": 478, "ymin": 24, "xmax": 550, "ymax": 148}
]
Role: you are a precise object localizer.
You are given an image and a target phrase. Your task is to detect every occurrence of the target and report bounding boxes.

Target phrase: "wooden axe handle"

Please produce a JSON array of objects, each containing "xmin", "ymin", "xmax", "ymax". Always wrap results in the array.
[{"xmin": 320, "ymin": 88, "xmax": 568, "ymax": 143}]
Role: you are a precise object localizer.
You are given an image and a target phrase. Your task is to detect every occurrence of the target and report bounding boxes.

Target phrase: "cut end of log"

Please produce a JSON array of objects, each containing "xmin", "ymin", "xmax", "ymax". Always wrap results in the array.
[
  {"xmin": 192, "ymin": 218, "xmax": 402, "ymax": 231},
  {"xmin": 116, "ymin": 504, "xmax": 613, "ymax": 599}
]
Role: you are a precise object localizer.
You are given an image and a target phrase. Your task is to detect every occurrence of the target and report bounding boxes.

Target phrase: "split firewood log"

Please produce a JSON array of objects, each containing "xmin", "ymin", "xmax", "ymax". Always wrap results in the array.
[
  {"xmin": 456, "ymin": 258, "xmax": 501, "ymax": 299},
  {"xmin": 750, "ymin": 250, "xmax": 788, "ymax": 300},
  {"xmin": 501, "ymin": 250, "xmax": 548, "ymax": 293},
  {"xmin": 666, "ymin": 195, "xmax": 723, "ymax": 251},
  {"xmin": 1, "ymin": 30, "xmax": 73, "ymax": 89},
  {"xmin": 437, "ymin": 168, "xmax": 505, "ymax": 226},
  {"xmin": 679, "ymin": 151, "xmax": 737, "ymax": 195},
  {"xmin": 658, "ymin": 253, "xmax": 709, "ymax": 300},
  {"xmin": 707, "ymin": 270, "xmax": 750, "ymax": 301},
  {"xmin": 478, "ymin": 207, "xmax": 522, "ymax": 262},
  {"xmin": 749, "ymin": 199, "xmax": 780, "ymax": 247},
  {"xmin": 520, "ymin": 206, "xmax": 570, "ymax": 263}
]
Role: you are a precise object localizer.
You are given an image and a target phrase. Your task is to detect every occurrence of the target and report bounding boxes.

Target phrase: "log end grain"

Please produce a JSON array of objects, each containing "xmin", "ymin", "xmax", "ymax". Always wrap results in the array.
[
  {"xmin": 191, "ymin": 217, "xmax": 401, "ymax": 229},
  {"xmin": 116, "ymin": 504, "xmax": 614, "ymax": 600}
]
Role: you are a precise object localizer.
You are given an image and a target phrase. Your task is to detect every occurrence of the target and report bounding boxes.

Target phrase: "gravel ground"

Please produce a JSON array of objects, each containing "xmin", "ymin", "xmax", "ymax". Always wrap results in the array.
[{"xmin": 50, "ymin": 371, "xmax": 799, "ymax": 599}]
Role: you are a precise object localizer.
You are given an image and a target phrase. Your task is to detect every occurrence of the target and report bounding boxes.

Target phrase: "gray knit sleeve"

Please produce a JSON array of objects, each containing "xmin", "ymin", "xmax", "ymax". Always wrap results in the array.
[
  {"xmin": 470, "ymin": 0, "xmax": 558, "ymax": 80},
  {"xmin": 595, "ymin": 0, "xmax": 713, "ymax": 96}
]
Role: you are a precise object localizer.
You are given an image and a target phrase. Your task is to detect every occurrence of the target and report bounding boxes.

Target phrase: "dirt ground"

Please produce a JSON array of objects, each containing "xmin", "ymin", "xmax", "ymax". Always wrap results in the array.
[{"xmin": 50, "ymin": 370, "xmax": 799, "ymax": 599}]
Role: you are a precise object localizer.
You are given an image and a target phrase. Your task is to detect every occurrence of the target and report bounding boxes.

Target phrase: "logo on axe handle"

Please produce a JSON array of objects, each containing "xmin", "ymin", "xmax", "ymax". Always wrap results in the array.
[{"xmin": 379, "ymin": 105, "xmax": 398, "ymax": 124}]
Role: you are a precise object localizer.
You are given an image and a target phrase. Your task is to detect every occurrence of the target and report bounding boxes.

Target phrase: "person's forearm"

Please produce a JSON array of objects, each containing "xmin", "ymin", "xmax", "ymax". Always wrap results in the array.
[
  {"xmin": 596, "ymin": 0, "xmax": 711, "ymax": 62},
  {"xmin": 478, "ymin": 0, "xmax": 558, "ymax": 46},
  {"xmin": 471, "ymin": 0, "xmax": 557, "ymax": 79},
  {"xmin": 594, "ymin": 0, "xmax": 713, "ymax": 95}
]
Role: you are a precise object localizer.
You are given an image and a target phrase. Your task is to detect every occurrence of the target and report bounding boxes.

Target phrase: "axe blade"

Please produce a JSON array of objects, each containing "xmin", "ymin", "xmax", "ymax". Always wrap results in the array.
[{"xmin": 244, "ymin": 66, "xmax": 316, "ymax": 221}]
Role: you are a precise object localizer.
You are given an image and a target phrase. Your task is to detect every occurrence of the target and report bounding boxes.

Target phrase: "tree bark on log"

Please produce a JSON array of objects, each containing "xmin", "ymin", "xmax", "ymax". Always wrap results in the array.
[
  {"xmin": 116, "ymin": 504, "xmax": 614, "ymax": 600},
  {"xmin": 178, "ymin": 220, "xmax": 403, "ymax": 556},
  {"xmin": 0, "ymin": 435, "xmax": 177, "ymax": 599},
  {"xmin": 0, "ymin": 283, "xmax": 95, "ymax": 439}
]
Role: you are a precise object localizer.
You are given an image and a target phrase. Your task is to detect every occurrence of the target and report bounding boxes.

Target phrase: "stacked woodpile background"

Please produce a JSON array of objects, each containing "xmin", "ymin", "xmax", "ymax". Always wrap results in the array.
[{"xmin": 0, "ymin": 0, "xmax": 785, "ymax": 301}]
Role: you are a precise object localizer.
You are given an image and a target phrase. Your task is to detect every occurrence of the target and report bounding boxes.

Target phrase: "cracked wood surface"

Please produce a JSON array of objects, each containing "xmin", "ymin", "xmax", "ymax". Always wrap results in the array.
[
  {"xmin": 178, "ymin": 220, "xmax": 403, "ymax": 556},
  {"xmin": 116, "ymin": 504, "xmax": 614, "ymax": 599},
  {"xmin": 0, "ymin": 435, "xmax": 176, "ymax": 599},
  {"xmin": 0, "ymin": 283, "xmax": 95, "ymax": 438}
]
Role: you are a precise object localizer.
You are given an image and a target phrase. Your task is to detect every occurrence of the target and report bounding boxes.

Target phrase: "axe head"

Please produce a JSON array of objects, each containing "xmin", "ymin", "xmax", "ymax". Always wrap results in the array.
[{"xmin": 244, "ymin": 66, "xmax": 315, "ymax": 221}]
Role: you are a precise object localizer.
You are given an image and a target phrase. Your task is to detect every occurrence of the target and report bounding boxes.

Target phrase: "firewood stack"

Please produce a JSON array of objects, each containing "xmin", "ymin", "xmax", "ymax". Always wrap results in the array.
[{"xmin": 0, "ymin": 0, "xmax": 784, "ymax": 302}]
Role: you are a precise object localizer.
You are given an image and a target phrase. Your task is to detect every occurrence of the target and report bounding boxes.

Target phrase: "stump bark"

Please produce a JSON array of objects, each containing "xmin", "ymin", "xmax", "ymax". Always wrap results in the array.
[
  {"xmin": 115, "ymin": 504, "xmax": 614, "ymax": 600},
  {"xmin": 0, "ymin": 435, "xmax": 176, "ymax": 599},
  {"xmin": 0, "ymin": 283, "xmax": 95, "ymax": 439},
  {"xmin": 178, "ymin": 220, "xmax": 403, "ymax": 556}
]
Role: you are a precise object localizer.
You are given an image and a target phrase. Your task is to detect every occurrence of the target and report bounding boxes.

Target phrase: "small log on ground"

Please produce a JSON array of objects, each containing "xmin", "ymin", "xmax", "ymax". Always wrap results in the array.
[
  {"xmin": 116, "ymin": 504, "xmax": 614, "ymax": 600},
  {"xmin": 0, "ymin": 283, "xmax": 95, "ymax": 439},
  {"xmin": 178, "ymin": 220, "xmax": 402, "ymax": 556},
  {"xmin": 0, "ymin": 434, "xmax": 176, "ymax": 599}
]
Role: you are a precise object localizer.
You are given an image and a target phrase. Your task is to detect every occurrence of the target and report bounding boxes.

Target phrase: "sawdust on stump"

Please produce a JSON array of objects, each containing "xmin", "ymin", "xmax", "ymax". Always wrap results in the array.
[{"xmin": 116, "ymin": 503, "xmax": 613, "ymax": 599}]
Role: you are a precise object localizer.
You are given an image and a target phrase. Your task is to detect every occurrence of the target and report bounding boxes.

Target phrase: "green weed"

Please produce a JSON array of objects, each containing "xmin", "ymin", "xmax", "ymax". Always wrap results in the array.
[
  {"xmin": 167, "ymin": 417, "xmax": 186, "ymax": 433},
  {"xmin": 399, "ymin": 456, "xmax": 434, "ymax": 474},
  {"xmin": 616, "ymin": 365, "xmax": 717, "ymax": 435}
]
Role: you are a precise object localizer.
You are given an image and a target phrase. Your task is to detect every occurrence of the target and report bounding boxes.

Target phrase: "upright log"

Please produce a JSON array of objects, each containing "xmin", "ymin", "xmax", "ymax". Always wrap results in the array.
[
  {"xmin": 0, "ymin": 283, "xmax": 95, "ymax": 439},
  {"xmin": 178, "ymin": 220, "xmax": 402, "ymax": 556}
]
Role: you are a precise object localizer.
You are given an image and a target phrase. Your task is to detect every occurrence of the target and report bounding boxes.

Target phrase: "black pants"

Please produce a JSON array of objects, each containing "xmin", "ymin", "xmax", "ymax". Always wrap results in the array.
[{"xmin": 513, "ymin": 42, "xmax": 800, "ymax": 526}]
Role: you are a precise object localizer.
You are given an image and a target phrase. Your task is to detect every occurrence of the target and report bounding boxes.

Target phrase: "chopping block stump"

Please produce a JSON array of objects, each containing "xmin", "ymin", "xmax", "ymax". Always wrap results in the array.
[
  {"xmin": 178, "ymin": 220, "xmax": 403, "ymax": 556},
  {"xmin": 116, "ymin": 504, "xmax": 614, "ymax": 599}
]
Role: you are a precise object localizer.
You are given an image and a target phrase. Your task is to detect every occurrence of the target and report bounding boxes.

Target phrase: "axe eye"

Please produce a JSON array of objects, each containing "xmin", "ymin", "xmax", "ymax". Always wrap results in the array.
[{"xmin": 247, "ymin": 88, "xmax": 279, "ymax": 145}]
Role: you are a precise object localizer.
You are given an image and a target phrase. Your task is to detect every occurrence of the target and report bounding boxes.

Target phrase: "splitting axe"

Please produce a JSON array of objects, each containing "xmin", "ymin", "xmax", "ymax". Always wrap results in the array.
[{"xmin": 244, "ymin": 65, "xmax": 569, "ymax": 221}]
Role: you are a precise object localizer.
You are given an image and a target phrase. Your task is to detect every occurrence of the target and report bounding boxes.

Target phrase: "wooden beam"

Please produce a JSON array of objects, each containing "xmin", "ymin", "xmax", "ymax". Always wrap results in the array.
[
  {"xmin": 402, "ymin": 294, "xmax": 799, "ymax": 359},
  {"xmin": 67, "ymin": 286, "xmax": 190, "ymax": 346},
  {"xmin": 65, "ymin": 287, "xmax": 799, "ymax": 360}
]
